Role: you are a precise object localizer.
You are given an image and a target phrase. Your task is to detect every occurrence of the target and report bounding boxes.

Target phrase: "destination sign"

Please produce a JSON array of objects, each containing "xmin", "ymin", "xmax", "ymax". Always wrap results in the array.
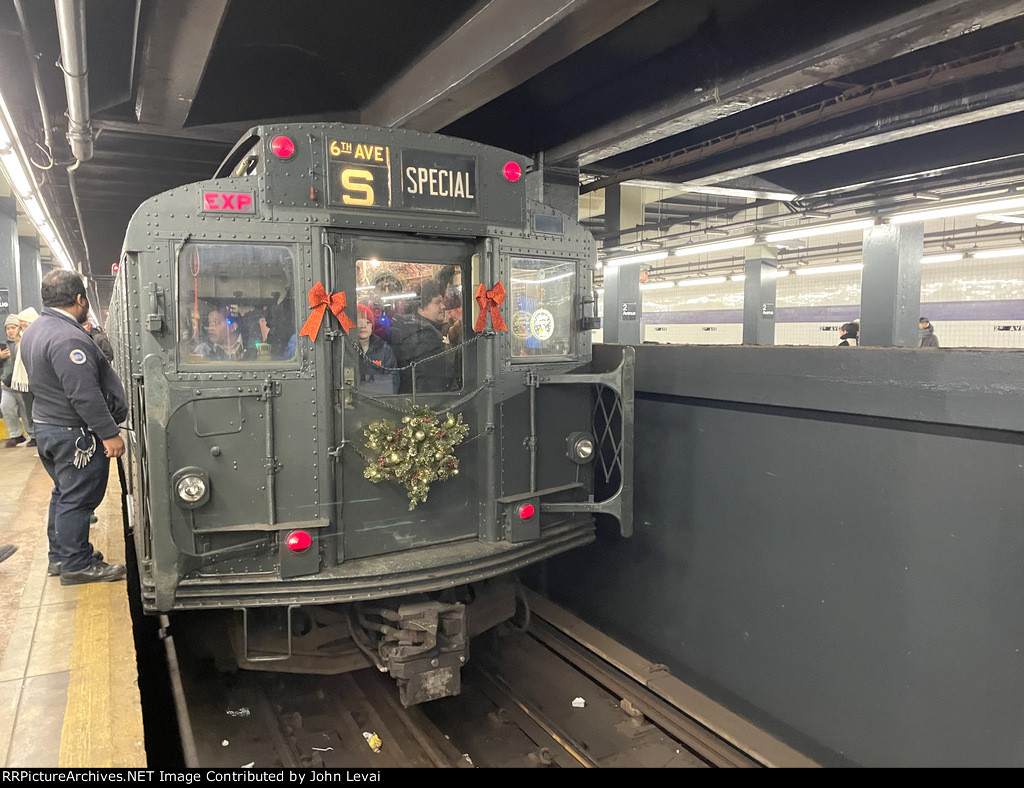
[
  {"xmin": 326, "ymin": 139, "xmax": 477, "ymax": 214},
  {"xmin": 400, "ymin": 149, "xmax": 476, "ymax": 213},
  {"xmin": 327, "ymin": 140, "xmax": 393, "ymax": 208}
]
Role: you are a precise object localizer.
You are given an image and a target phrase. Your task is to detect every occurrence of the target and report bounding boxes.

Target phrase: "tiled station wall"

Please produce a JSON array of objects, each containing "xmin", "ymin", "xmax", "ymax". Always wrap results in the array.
[{"xmin": 596, "ymin": 253, "xmax": 1024, "ymax": 348}]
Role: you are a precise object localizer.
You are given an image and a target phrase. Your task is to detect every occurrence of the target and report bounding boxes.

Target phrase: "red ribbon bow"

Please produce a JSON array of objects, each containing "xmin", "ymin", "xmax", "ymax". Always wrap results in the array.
[
  {"xmin": 299, "ymin": 281, "xmax": 354, "ymax": 341},
  {"xmin": 474, "ymin": 281, "xmax": 508, "ymax": 333}
]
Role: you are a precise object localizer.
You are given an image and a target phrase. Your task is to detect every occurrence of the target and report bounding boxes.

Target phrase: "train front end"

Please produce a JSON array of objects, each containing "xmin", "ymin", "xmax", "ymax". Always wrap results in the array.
[{"xmin": 112, "ymin": 123, "xmax": 633, "ymax": 705}]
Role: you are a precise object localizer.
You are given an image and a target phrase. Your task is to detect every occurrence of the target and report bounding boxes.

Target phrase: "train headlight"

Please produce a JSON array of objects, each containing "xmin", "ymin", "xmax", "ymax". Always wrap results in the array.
[
  {"xmin": 567, "ymin": 432, "xmax": 596, "ymax": 464},
  {"xmin": 171, "ymin": 467, "xmax": 210, "ymax": 509},
  {"xmin": 176, "ymin": 475, "xmax": 206, "ymax": 502}
]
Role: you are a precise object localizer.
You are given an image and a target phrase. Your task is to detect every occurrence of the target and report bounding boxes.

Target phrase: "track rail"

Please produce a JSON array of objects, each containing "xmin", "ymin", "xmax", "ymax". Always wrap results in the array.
[{"xmin": 160, "ymin": 591, "xmax": 817, "ymax": 768}]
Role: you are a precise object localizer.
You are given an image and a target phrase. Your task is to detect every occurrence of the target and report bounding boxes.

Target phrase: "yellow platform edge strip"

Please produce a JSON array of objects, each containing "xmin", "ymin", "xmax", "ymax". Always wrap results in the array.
[{"xmin": 58, "ymin": 468, "xmax": 146, "ymax": 767}]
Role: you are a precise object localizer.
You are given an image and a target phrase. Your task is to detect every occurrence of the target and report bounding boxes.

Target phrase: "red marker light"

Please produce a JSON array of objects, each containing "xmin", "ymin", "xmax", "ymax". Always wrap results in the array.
[
  {"xmin": 286, "ymin": 530, "xmax": 312, "ymax": 552},
  {"xmin": 271, "ymin": 135, "xmax": 296, "ymax": 159},
  {"xmin": 111, "ymin": 262, "xmax": 120, "ymax": 275},
  {"xmin": 517, "ymin": 503, "xmax": 535, "ymax": 520},
  {"xmin": 503, "ymin": 161, "xmax": 522, "ymax": 182}
]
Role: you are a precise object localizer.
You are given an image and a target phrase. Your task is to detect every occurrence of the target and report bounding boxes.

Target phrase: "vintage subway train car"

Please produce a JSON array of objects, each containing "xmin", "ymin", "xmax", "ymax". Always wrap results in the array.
[{"xmin": 108, "ymin": 123, "xmax": 633, "ymax": 705}]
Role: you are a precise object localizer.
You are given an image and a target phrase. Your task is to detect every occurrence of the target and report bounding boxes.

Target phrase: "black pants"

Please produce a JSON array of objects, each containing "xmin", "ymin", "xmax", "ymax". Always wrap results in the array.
[{"xmin": 35, "ymin": 424, "xmax": 110, "ymax": 572}]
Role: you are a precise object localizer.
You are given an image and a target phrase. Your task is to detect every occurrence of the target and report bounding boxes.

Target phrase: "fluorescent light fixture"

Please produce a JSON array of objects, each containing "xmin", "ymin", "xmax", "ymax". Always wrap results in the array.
[
  {"xmin": 673, "ymin": 236, "xmax": 756, "ymax": 258},
  {"xmin": 356, "ymin": 285, "xmax": 374, "ymax": 291},
  {"xmin": 972, "ymin": 246, "xmax": 1024, "ymax": 259},
  {"xmin": 625, "ymin": 180, "xmax": 797, "ymax": 202},
  {"xmin": 639, "ymin": 281, "xmax": 676, "ymax": 291},
  {"xmin": 794, "ymin": 263, "xmax": 864, "ymax": 276},
  {"xmin": 703, "ymin": 228, "xmax": 730, "ymax": 237},
  {"xmin": 977, "ymin": 213, "xmax": 1024, "ymax": 224},
  {"xmin": 0, "ymin": 151, "xmax": 32, "ymax": 196},
  {"xmin": 730, "ymin": 273, "xmax": 746, "ymax": 281},
  {"xmin": 676, "ymin": 276, "xmax": 728, "ymax": 287},
  {"xmin": 912, "ymin": 191, "xmax": 942, "ymax": 201},
  {"xmin": 890, "ymin": 196, "xmax": 1024, "ymax": 224},
  {"xmin": 595, "ymin": 260, "xmax": 603, "ymax": 269},
  {"xmin": 770, "ymin": 268, "xmax": 790, "ymax": 278},
  {"xmin": 921, "ymin": 253, "xmax": 964, "ymax": 264},
  {"xmin": 764, "ymin": 219, "xmax": 874, "ymax": 243},
  {"xmin": 604, "ymin": 250, "xmax": 668, "ymax": 267},
  {"xmin": 381, "ymin": 291, "xmax": 418, "ymax": 301},
  {"xmin": 22, "ymin": 196, "xmax": 45, "ymax": 225}
]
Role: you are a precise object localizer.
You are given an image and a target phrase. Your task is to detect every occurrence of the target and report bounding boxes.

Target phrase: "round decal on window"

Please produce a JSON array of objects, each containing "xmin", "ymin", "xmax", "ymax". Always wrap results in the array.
[
  {"xmin": 512, "ymin": 310, "xmax": 531, "ymax": 339},
  {"xmin": 69, "ymin": 348, "xmax": 87, "ymax": 365},
  {"xmin": 529, "ymin": 309, "xmax": 554, "ymax": 341}
]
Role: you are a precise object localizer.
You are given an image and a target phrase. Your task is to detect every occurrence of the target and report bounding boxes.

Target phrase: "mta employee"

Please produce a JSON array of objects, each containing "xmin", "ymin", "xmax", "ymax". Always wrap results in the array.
[{"xmin": 20, "ymin": 270, "xmax": 128, "ymax": 585}]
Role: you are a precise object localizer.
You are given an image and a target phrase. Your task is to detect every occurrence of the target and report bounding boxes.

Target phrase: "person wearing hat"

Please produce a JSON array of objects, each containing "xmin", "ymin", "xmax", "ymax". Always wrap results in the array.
[
  {"xmin": 2, "ymin": 312, "xmax": 34, "ymax": 447},
  {"xmin": 919, "ymin": 317, "xmax": 940, "ymax": 347},
  {"xmin": 838, "ymin": 321, "xmax": 859, "ymax": 346},
  {"xmin": 356, "ymin": 303, "xmax": 399, "ymax": 395}
]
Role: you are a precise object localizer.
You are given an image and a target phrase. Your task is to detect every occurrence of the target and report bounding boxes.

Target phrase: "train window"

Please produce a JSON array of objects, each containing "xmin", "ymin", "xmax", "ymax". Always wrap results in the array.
[
  {"xmin": 356, "ymin": 259, "xmax": 463, "ymax": 394},
  {"xmin": 177, "ymin": 242, "xmax": 298, "ymax": 365},
  {"xmin": 509, "ymin": 257, "xmax": 575, "ymax": 358}
]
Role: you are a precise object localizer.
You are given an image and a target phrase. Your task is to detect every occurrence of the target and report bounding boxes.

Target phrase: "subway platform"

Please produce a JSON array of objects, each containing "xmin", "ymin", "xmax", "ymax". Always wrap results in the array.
[{"xmin": 0, "ymin": 440, "xmax": 145, "ymax": 767}]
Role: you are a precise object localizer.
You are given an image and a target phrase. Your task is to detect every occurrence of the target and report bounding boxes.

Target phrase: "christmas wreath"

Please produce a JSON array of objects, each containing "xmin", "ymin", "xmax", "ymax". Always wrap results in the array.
[{"xmin": 362, "ymin": 404, "xmax": 470, "ymax": 510}]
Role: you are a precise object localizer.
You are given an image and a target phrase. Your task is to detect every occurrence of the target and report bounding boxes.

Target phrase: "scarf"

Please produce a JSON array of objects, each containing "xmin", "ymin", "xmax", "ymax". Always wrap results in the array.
[{"xmin": 11, "ymin": 344, "xmax": 29, "ymax": 392}]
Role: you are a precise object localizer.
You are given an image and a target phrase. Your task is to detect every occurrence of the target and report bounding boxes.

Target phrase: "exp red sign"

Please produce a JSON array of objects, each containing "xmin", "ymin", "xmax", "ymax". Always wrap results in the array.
[{"xmin": 201, "ymin": 191, "xmax": 256, "ymax": 213}]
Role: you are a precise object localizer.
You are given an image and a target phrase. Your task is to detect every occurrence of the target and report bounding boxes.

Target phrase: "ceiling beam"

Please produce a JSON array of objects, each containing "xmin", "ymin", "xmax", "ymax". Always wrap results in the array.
[
  {"xmin": 675, "ymin": 78, "xmax": 1024, "ymax": 188},
  {"xmin": 134, "ymin": 0, "xmax": 231, "ymax": 129},
  {"xmin": 362, "ymin": 0, "xmax": 659, "ymax": 131},
  {"xmin": 546, "ymin": 0, "xmax": 1024, "ymax": 166}
]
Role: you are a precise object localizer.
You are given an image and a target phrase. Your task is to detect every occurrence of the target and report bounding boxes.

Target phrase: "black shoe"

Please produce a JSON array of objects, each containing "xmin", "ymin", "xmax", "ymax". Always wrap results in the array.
[
  {"xmin": 49, "ymin": 550, "xmax": 105, "ymax": 577},
  {"xmin": 0, "ymin": 545, "xmax": 17, "ymax": 564},
  {"xmin": 60, "ymin": 560, "xmax": 127, "ymax": 585}
]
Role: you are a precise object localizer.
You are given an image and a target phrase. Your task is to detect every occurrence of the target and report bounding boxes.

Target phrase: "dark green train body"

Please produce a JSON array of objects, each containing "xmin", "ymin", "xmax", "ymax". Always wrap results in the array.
[{"xmin": 108, "ymin": 123, "xmax": 633, "ymax": 705}]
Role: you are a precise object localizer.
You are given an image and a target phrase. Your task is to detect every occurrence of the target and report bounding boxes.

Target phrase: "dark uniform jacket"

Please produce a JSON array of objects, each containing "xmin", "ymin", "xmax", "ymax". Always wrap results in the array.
[
  {"xmin": 359, "ymin": 333, "xmax": 400, "ymax": 395},
  {"xmin": 20, "ymin": 307, "xmax": 128, "ymax": 439},
  {"xmin": 390, "ymin": 313, "xmax": 448, "ymax": 393}
]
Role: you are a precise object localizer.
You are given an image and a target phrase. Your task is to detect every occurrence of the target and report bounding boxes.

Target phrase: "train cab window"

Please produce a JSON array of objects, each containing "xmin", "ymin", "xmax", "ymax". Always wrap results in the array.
[
  {"xmin": 356, "ymin": 258, "xmax": 463, "ymax": 394},
  {"xmin": 509, "ymin": 257, "xmax": 575, "ymax": 359},
  {"xmin": 177, "ymin": 242, "xmax": 297, "ymax": 365}
]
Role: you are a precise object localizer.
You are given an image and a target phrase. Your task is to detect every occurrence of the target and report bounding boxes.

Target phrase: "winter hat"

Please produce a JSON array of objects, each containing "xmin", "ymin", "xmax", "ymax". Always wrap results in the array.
[
  {"xmin": 356, "ymin": 303, "xmax": 375, "ymax": 323},
  {"xmin": 16, "ymin": 307, "xmax": 39, "ymax": 323},
  {"xmin": 4, "ymin": 314, "xmax": 18, "ymax": 327}
]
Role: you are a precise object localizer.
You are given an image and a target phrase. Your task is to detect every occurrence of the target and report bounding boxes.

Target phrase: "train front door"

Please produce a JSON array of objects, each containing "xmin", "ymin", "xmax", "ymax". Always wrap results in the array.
[{"xmin": 327, "ymin": 232, "xmax": 482, "ymax": 562}]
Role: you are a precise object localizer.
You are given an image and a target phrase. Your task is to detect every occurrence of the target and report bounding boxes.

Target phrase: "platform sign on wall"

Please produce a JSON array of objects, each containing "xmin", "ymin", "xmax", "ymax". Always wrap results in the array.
[{"xmin": 0, "ymin": 288, "xmax": 8, "ymax": 313}]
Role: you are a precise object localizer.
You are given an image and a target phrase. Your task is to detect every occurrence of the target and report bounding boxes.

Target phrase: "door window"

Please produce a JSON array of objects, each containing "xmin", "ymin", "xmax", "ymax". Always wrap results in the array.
[{"xmin": 356, "ymin": 259, "xmax": 463, "ymax": 394}]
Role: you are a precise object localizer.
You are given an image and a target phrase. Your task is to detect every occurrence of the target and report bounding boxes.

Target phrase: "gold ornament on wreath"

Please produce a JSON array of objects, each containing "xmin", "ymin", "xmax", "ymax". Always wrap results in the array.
[{"xmin": 362, "ymin": 403, "xmax": 470, "ymax": 510}]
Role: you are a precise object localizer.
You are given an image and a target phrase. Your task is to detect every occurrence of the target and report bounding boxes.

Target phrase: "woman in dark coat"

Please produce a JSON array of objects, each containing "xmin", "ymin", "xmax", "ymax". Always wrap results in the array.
[{"xmin": 357, "ymin": 304, "xmax": 399, "ymax": 394}]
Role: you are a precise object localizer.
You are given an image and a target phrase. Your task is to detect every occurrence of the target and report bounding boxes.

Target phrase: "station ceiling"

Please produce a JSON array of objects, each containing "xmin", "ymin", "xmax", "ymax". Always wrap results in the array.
[{"xmin": 2, "ymin": 0, "xmax": 1024, "ymax": 305}]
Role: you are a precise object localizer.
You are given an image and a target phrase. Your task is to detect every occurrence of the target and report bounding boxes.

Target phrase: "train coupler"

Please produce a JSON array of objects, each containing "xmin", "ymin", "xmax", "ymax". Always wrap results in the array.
[{"xmin": 362, "ymin": 599, "xmax": 468, "ymax": 707}]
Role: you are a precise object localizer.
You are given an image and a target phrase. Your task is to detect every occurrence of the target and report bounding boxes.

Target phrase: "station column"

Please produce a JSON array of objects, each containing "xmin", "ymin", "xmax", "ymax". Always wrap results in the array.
[
  {"xmin": 742, "ymin": 243, "xmax": 778, "ymax": 345},
  {"xmin": 601, "ymin": 184, "xmax": 644, "ymax": 344},
  {"xmin": 18, "ymin": 218, "xmax": 41, "ymax": 310},
  {"xmin": 0, "ymin": 182, "xmax": 20, "ymax": 314},
  {"xmin": 860, "ymin": 223, "xmax": 923, "ymax": 347}
]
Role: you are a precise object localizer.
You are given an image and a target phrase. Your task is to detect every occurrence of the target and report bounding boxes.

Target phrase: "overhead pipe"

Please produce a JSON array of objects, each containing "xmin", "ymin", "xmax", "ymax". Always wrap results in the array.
[{"xmin": 54, "ymin": 0, "xmax": 93, "ymax": 162}]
